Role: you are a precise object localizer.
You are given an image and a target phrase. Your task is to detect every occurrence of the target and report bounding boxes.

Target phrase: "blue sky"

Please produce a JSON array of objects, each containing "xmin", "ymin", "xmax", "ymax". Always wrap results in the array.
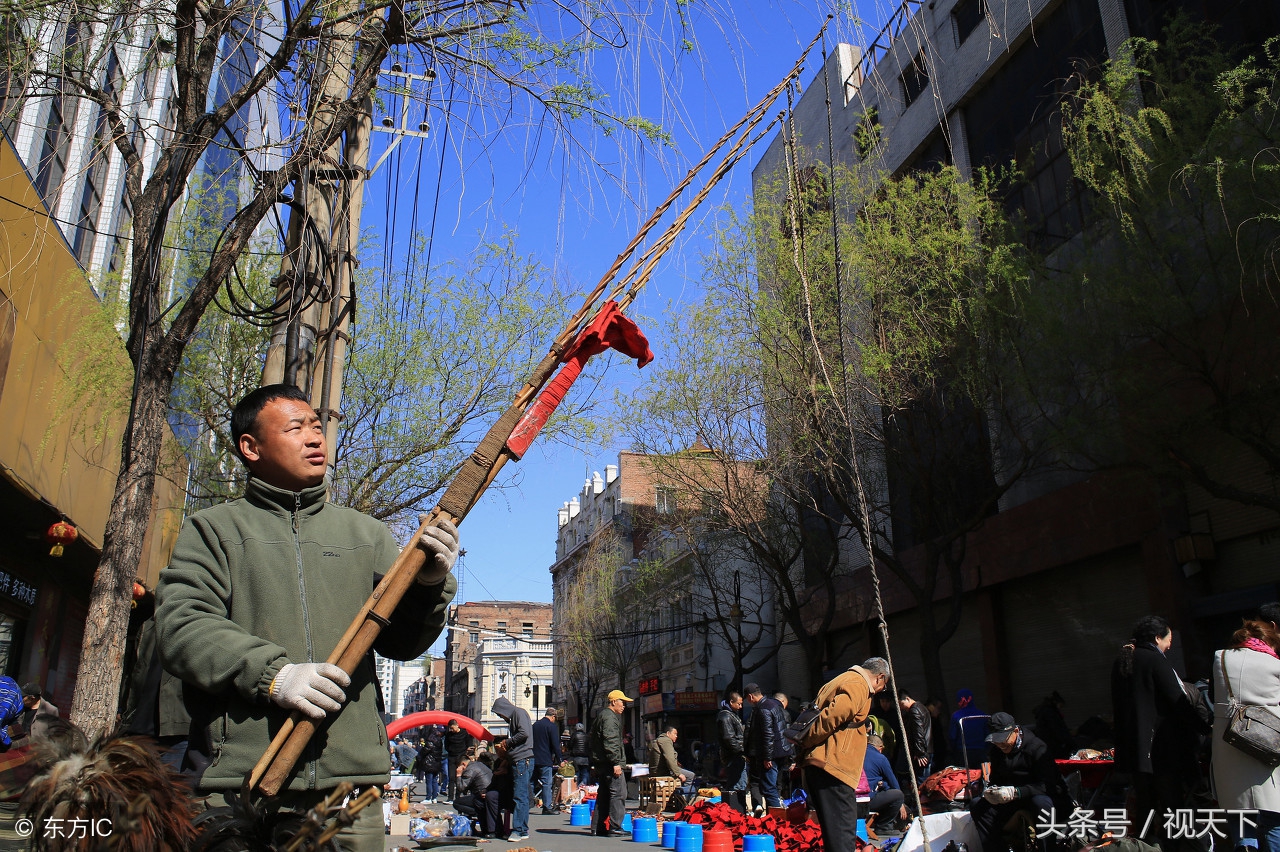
[{"xmin": 354, "ymin": 1, "xmax": 900, "ymax": 654}]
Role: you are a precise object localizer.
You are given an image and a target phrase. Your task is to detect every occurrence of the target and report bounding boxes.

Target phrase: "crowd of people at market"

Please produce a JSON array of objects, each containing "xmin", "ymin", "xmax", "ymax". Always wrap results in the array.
[{"xmin": 383, "ymin": 603, "xmax": 1279, "ymax": 852}]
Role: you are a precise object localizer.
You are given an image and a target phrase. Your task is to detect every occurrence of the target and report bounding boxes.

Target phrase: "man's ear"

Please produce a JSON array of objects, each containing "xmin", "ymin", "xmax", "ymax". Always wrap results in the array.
[{"xmin": 239, "ymin": 432, "xmax": 261, "ymax": 464}]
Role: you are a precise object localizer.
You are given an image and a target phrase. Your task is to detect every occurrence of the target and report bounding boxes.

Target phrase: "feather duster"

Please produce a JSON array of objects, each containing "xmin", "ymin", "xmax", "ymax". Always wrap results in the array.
[{"xmin": 20, "ymin": 719, "xmax": 198, "ymax": 851}]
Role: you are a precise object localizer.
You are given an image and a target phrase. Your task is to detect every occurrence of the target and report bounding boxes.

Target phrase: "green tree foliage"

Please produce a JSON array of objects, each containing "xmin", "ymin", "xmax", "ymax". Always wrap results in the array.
[
  {"xmin": 555, "ymin": 528, "xmax": 673, "ymax": 717},
  {"xmin": 332, "ymin": 234, "xmax": 604, "ymax": 530},
  {"xmin": 625, "ymin": 156, "xmax": 1033, "ymax": 697},
  {"xmin": 1, "ymin": 0, "xmax": 699, "ymax": 733},
  {"xmin": 1030, "ymin": 25, "xmax": 1280, "ymax": 512}
]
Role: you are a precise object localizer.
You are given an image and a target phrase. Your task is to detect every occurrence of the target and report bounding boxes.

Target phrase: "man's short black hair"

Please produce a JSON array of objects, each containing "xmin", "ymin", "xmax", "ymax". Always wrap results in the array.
[
  {"xmin": 1261, "ymin": 601, "xmax": 1280, "ymax": 625},
  {"xmin": 230, "ymin": 384, "xmax": 312, "ymax": 462},
  {"xmin": 663, "ymin": 725, "xmax": 678, "ymax": 735},
  {"xmin": 744, "ymin": 683, "xmax": 763, "ymax": 697}
]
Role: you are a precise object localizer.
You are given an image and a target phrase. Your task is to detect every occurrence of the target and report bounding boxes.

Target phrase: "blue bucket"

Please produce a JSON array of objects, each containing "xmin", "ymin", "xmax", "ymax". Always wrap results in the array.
[
  {"xmin": 622, "ymin": 812, "xmax": 633, "ymax": 833},
  {"xmin": 675, "ymin": 822, "xmax": 704, "ymax": 852},
  {"xmin": 662, "ymin": 820, "xmax": 687, "ymax": 848},
  {"xmin": 742, "ymin": 835, "xmax": 776, "ymax": 852},
  {"xmin": 632, "ymin": 817, "xmax": 659, "ymax": 843},
  {"xmin": 569, "ymin": 803, "xmax": 591, "ymax": 826}
]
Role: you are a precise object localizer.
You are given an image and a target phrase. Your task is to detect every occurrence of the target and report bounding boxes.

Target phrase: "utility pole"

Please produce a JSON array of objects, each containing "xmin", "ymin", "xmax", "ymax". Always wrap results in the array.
[
  {"xmin": 262, "ymin": 0, "xmax": 368, "ymax": 469},
  {"xmin": 264, "ymin": 51, "xmax": 433, "ymax": 468}
]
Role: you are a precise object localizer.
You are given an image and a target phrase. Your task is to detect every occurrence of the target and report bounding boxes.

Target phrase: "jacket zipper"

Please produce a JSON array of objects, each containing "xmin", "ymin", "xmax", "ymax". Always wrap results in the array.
[{"xmin": 293, "ymin": 492, "xmax": 317, "ymax": 789}]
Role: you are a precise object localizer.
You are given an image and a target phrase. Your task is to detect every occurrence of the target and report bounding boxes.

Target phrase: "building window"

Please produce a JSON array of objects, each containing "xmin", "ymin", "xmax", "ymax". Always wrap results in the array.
[
  {"xmin": 901, "ymin": 52, "xmax": 929, "ymax": 107},
  {"xmin": 522, "ymin": 622, "xmax": 534, "ymax": 638},
  {"xmin": 655, "ymin": 486, "xmax": 677, "ymax": 515},
  {"xmin": 952, "ymin": 0, "xmax": 984, "ymax": 45},
  {"xmin": 531, "ymin": 685, "xmax": 540, "ymax": 709},
  {"xmin": 855, "ymin": 107, "xmax": 882, "ymax": 161},
  {"xmin": 469, "ymin": 619, "xmax": 479, "ymax": 627},
  {"xmin": 496, "ymin": 620, "xmax": 507, "ymax": 633},
  {"xmin": 35, "ymin": 23, "xmax": 87, "ymax": 209},
  {"xmin": 106, "ymin": 188, "xmax": 132, "ymax": 277},
  {"xmin": 74, "ymin": 51, "xmax": 121, "ymax": 268},
  {"xmin": 469, "ymin": 631, "xmax": 479, "ymax": 644}
]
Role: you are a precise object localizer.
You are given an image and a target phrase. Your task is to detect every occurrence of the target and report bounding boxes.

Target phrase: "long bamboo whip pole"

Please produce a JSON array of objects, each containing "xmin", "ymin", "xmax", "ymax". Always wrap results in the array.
[{"xmin": 246, "ymin": 18, "xmax": 830, "ymax": 797}]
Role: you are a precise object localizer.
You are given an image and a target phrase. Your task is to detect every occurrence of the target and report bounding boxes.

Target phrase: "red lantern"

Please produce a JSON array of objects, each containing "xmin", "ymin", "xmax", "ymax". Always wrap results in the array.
[{"xmin": 45, "ymin": 521, "xmax": 77, "ymax": 557}]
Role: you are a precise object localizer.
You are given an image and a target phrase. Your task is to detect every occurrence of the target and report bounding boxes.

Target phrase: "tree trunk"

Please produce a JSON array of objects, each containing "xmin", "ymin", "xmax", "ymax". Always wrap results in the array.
[
  {"xmin": 918, "ymin": 602, "xmax": 949, "ymax": 710},
  {"xmin": 69, "ymin": 355, "xmax": 175, "ymax": 737}
]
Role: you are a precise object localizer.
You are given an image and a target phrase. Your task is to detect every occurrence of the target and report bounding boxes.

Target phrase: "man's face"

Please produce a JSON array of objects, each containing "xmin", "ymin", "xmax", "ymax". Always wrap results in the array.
[
  {"xmin": 872, "ymin": 674, "xmax": 889, "ymax": 694},
  {"xmin": 239, "ymin": 397, "xmax": 327, "ymax": 491},
  {"xmin": 22, "ymin": 695, "xmax": 35, "ymax": 709},
  {"xmin": 610, "ymin": 698, "xmax": 626, "ymax": 715},
  {"xmin": 1156, "ymin": 631, "xmax": 1173, "ymax": 653},
  {"xmin": 668, "ymin": 729, "xmax": 678, "ymax": 743},
  {"xmin": 747, "ymin": 692, "xmax": 762, "ymax": 705},
  {"xmin": 992, "ymin": 729, "xmax": 1019, "ymax": 753},
  {"xmin": 729, "ymin": 696, "xmax": 743, "ymax": 712}
]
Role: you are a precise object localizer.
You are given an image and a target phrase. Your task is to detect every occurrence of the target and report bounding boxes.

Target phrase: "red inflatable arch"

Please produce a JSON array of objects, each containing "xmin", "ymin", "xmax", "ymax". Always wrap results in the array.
[{"xmin": 387, "ymin": 711, "xmax": 493, "ymax": 741}]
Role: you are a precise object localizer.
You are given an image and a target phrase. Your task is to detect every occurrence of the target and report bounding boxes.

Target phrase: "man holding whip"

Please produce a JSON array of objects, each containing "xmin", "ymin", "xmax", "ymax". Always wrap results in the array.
[{"xmin": 157, "ymin": 384, "xmax": 459, "ymax": 852}]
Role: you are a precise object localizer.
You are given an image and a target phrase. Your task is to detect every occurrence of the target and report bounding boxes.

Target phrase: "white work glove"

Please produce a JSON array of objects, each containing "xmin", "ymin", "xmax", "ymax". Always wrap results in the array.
[
  {"xmin": 983, "ymin": 785, "xmax": 1018, "ymax": 805},
  {"xmin": 417, "ymin": 516, "xmax": 460, "ymax": 584},
  {"xmin": 270, "ymin": 662, "xmax": 351, "ymax": 720}
]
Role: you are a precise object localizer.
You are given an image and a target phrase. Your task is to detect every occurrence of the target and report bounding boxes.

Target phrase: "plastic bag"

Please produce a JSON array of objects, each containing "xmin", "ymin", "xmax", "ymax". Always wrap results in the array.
[{"xmin": 449, "ymin": 813, "xmax": 472, "ymax": 837}]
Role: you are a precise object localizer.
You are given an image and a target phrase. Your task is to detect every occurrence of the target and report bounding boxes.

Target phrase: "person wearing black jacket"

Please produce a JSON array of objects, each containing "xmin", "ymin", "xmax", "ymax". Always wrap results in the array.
[
  {"xmin": 570, "ymin": 721, "xmax": 592, "ymax": 785},
  {"xmin": 898, "ymin": 689, "xmax": 933, "ymax": 782},
  {"xmin": 443, "ymin": 719, "xmax": 474, "ymax": 801},
  {"xmin": 454, "ymin": 756, "xmax": 500, "ymax": 836},
  {"xmin": 533, "ymin": 707, "xmax": 563, "ymax": 815},
  {"xmin": 744, "ymin": 683, "xmax": 789, "ymax": 809},
  {"xmin": 492, "ymin": 697, "xmax": 535, "ymax": 841},
  {"xmin": 416, "ymin": 727, "xmax": 444, "ymax": 803},
  {"xmin": 1111, "ymin": 615, "xmax": 1209, "ymax": 846},
  {"xmin": 718, "ymin": 692, "xmax": 747, "ymax": 812},
  {"xmin": 970, "ymin": 713, "xmax": 1070, "ymax": 852}
]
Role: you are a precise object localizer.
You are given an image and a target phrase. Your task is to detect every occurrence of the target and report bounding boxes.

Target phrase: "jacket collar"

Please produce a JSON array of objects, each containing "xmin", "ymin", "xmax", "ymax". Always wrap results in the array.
[{"xmin": 245, "ymin": 476, "xmax": 329, "ymax": 519}]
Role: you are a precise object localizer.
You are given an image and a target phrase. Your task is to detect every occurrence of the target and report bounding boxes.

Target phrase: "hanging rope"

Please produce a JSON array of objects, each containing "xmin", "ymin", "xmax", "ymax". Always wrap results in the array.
[{"xmin": 781, "ymin": 46, "xmax": 931, "ymax": 846}]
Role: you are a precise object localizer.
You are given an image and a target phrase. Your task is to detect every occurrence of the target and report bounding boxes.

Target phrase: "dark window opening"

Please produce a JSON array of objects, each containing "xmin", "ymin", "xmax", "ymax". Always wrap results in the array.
[
  {"xmin": 895, "ymin": 126, "xmax": 953, "ymax": 176},
  {"xmin": 855, "ymin": 107, "xmax": 882, "ymax": 161},
  {"xmin": 964, "ymin": 0, "xmax": 1108, "ymax": 248},
  {"xmin": 901, "ymin": 52, "xmax": 930, "ymax": 107},
  {"xmin": 952, "ymin": 0, "xmax": 985, "ymax": 45}
]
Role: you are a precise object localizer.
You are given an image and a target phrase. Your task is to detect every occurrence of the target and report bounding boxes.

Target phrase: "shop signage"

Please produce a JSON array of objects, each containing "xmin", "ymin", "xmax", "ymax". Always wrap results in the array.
[
  {"xmin": 671, "ymin": 690, "xmax": 718, "ymax": 712},
  {"xmin": 642, "ymin": 694, "xmax": 664, "ymax": 716},
  {"xmin": 638, "ymin": 676, "xmax": 661, "ymax": 696},
  {"xmin": 0, "ymin": 571, "xmax": 36, "ymax": 606}
]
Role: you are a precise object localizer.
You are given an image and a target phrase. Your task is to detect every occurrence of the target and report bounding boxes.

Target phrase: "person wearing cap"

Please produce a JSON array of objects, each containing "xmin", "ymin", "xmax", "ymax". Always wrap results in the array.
[
  {"xmin": 590, "ymin": 689, "xmax": 632, "ymax": 837},
  {"xmin": 970, "ymin": 712, "xmax": 1069, "ymax": 852}
]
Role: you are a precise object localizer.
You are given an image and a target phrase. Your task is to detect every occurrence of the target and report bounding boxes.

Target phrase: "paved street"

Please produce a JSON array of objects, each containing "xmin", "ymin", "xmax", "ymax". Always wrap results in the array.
[{"xmin": 386, "ymin": 802, "xmax": 649, "ymax": 851}]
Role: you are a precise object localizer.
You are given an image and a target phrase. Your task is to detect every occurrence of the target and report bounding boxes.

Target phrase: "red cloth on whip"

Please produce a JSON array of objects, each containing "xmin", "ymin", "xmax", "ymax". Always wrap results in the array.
[{"xmin": 506, "ymin": 302, "xmax": 653, "ymax": 459}]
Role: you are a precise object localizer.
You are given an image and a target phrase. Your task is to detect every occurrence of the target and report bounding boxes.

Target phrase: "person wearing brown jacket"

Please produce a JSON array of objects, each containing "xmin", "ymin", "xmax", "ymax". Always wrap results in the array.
[{"xmin": 800, "ymin": 657, "xmax": 890, "ymax": 852}]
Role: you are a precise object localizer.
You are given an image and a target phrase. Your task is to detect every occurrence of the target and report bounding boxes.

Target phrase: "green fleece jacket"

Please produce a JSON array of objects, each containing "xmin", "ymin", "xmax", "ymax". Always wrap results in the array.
[{"xmin": 155, "ymin": 478, "xmax": 455, "ymax": 792}]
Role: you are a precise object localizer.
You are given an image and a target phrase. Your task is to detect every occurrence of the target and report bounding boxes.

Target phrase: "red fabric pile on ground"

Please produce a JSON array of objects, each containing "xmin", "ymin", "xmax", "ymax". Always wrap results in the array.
[{"xmin": 672, "ymin": 800, "xmax": 868, "ymax": 852}]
